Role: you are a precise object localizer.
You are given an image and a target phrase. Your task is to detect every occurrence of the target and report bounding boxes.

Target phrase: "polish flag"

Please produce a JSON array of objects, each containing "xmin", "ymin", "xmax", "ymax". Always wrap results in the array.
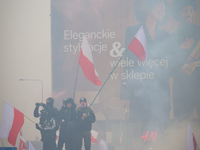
[
  {"xmin": 56, "ymin": 132, "xmax": 59, "ymax": 141},
  {"xmin": 91, "ymin": 130, "xmax": 98, "ymax": 144},
  {"xmin": 128, "ymin": 26, "xmax": 147, "ymax": 61},
  {"xmin": 0, "ymin": 100, "xmax": 24, "ymax": 146},
  {"xmin": 185, "ymin": 123, "xmax": 197, "ymax": 150},
  {"xmin": 79, "ymin": 36, "xmax": 102, "ymax": 86},
  {"xmin": 55, "ymin": 132, "xmax": 59, "ymax": 145},
  {"xmin": 19, "ymin": 131, "xmax": 26, "ymax": 150}
]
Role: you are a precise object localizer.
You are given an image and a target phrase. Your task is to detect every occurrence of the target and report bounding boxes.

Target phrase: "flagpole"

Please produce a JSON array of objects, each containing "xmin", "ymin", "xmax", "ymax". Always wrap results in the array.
[
  {"xmin": 86, "ymin": 48, "xmax": 129, "ymax": 112},
  {"xmin": 24, "ymin": 114, "xmax": 36, "ymax": 124},
  {"xmin": 24, "ymin": 114, "xmax": 44, "ymax": 129},
  {"xmin": 73, "ymin": 62, "xmax": 80, "ymax": 100},
  {"xmin": 197, "ymin": 143, "xmax": 200, "ymax": 150}
]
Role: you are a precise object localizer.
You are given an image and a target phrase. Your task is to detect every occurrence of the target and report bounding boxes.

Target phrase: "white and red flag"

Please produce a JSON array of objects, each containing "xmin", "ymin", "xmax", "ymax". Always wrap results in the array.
[
  {"xmin": 19, "ymin": 131, "xmax": 26, "ymax": 150},
  {"xmin": 0, "ymin": 100, "xmax": 24, "ymax": 146},
  {"xmin": 56, "ymin": 132, "xmax": 59, "ymax": 141},
  {"xmin": 91, "ymin": 129, "xmax": 98, "ymax": 144},
  {"xmin": 128, "ymin": 26, "xmax": 147, "ymax": 61},
  {"xmin": 185, "ymin": 122, "xmax": 197, "ymax": 150},
  {"xmin": 79, "ymin": 36, "xmax": 102, "ymax": 86}
]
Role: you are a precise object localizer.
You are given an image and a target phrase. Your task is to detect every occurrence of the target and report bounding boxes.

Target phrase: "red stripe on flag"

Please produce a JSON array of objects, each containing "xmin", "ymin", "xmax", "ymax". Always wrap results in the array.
[
  {"xmin": 8, "ymin": 107, "xmax": 24, "ymax": 146},
  {"xmin": 91, "ymin": 134, "xmax": 98, "ymax": 144},
  {"xmin": 79, "ymin": 49, "xmax": 102, "ymax": 85},
  {"xmin": 193, "ymin": 133, "xmax": 197, "ymax": 150},
  {"xmin": 128, "ymin": 37, "xmax": 146, "ymax": 61}
]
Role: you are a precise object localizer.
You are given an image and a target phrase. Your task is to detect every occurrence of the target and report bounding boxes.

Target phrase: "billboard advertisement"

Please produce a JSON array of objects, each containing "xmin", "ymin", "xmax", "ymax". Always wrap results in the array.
[{"xmin": 51, "ymin": 0, "xmax": 200, "ymax": 148}]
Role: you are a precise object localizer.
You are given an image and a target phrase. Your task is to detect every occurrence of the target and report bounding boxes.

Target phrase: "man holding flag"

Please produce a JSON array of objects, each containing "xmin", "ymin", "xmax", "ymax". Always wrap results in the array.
[{"xmin": 76, "ymin": 97, "xmax": 96, "ymax": 150}]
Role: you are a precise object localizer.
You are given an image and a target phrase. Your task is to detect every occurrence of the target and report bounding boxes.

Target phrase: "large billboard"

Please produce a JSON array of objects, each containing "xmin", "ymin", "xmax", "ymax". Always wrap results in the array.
[{"xmin": 51, "ymin": 0, "xmax": 200, "ymax": 122}]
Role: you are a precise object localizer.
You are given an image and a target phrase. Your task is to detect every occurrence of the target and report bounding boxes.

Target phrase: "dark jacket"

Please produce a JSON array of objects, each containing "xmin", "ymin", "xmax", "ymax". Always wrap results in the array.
[
  {"xmin": 76, "ymin": 107, "xmax": 96, "ymax": 131},
  {"xmin": 58, "ymin": 105, "xmax": 67, "ymax": 133},
  {"xmin": 59, "ymin": 103, "xmax": 77, "ymax": 134},
  {"xmin": 64, "ymin": 103, "xmax": 77, "ymax": 133},
  {"xmin": 34, "ymin": 105, "xmax": 59, "ymax": 141}
]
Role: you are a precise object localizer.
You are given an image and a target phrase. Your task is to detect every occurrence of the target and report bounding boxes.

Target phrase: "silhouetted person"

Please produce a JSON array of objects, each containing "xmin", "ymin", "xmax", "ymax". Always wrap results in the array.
[{"xmin": 34, "ymin": 97, "xmax": 59, "ymax": 150}]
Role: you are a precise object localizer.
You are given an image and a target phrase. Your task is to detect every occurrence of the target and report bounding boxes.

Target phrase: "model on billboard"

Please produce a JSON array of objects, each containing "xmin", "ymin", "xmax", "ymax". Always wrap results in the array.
[
  {"xmin": 170, "ymin": 0, "xmax": 200, "ymax": 119},
  {"xmin": 120, "ymin": 0, "xmax": 171, "ymax": 121}
]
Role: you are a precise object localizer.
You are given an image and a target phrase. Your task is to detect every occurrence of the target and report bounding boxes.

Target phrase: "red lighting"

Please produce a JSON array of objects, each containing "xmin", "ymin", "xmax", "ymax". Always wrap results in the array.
[{"xmin": 141, "ymin": 131, "xmax": 157, "ymax": 142}]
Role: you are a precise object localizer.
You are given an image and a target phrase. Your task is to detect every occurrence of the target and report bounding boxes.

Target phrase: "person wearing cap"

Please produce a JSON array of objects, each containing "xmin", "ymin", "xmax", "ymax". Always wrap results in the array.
[
  {"xmin": 57, "ymin": 97, "xmax": 68, "ymax": 150},
  {"xmin": 34, "ymin": 97, "xmax": 59, "ymax": 150},
  {"xmin": 58, "ymin": 97, "xmax": 77, "ymax": 150},
  {"xmin": 76, "ymin": 97, "xmax": 96, "ymax": 150}
]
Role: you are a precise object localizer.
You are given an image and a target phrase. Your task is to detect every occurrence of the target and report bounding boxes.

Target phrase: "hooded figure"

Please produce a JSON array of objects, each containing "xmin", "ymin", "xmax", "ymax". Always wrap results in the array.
[
  {"xmin": 58, "ymin": 97, "xmax": 77, "ymax": 150},
  {"xmin": 76, "ymin": 97, "xmax": 96, "ymax": 150},
  {"xmin": 63, "ymin": 98, "xmax": 77, "ymax": 133},
  {"xmin": 34, "ymin": 97, "xmax": 59, "ymax": 150}
]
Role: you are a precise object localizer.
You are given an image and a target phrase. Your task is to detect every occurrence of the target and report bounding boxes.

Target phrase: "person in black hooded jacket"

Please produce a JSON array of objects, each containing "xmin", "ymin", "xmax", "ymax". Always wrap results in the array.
[
  {"xmin": 76, "ymin": 97, "xmax": 96, "ymax": 150},
  {"xmin": 58, "ymin": 97, "xmax": 77, "ymax": 150},
  {"xmin": 34, "ymin": 97, "xmax": 59, "ymax": 150}
]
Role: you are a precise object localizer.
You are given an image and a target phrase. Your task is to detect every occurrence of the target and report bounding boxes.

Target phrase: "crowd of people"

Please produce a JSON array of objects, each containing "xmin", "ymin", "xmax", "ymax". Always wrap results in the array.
[{"xmin": 34, "ymin": 97, "xmax": 96, "ymax": 150}]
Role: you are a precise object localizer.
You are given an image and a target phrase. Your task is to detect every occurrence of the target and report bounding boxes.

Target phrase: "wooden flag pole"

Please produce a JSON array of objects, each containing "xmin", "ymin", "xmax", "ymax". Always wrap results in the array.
[{"xmin": 23, "ymin": 114, "xmax": 36, "ymax": 124}]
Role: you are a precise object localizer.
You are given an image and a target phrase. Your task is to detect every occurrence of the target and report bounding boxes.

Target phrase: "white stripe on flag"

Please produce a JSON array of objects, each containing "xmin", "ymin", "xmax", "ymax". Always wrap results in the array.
[
  {"xmin": 0, "ymin": 100, "xmax": 14, "ymax": 138},
  {"xmin": 29, "ymin": 141, "xmax": 36, "ymax": 150}
]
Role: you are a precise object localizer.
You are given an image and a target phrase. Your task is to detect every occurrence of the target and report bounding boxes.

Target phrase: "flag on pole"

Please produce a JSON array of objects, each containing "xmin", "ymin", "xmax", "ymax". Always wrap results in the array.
[
  {"xmin": 91, "ymin": 130, "xmax": 98, "ymax": 144},
  {"xmin": 19, "ymin": 131, "xmax": 26, "ymax": 150},
  {"xmin": 79, "ymin": 36, "xmax": 102, "ymax": 86},
  {"xmin": 29, "ymin": 141, "xmax": 36, "ymax": 150},
  {"xmin": 0, "ymin": 100, "xmax": 24, "ymax": 146},
  {"xmin": 185, "ymin": 122, "xmax": 197, "ymax": 150},
  {"xmin": 128, "ymin": 26, "xmax": 147, "ymax": 61}
]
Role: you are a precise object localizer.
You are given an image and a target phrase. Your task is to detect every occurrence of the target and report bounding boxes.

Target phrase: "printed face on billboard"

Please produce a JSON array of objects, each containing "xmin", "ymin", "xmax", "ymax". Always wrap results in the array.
[{"xmin": 51, "ymin": 0, "xmax": 200, "ymax": 122}]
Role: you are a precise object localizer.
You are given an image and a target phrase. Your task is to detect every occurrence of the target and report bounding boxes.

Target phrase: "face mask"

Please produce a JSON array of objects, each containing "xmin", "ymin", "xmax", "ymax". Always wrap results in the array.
[{"xmin": 46, "ymin": 101, "xmax": 53, "ymax": 107}]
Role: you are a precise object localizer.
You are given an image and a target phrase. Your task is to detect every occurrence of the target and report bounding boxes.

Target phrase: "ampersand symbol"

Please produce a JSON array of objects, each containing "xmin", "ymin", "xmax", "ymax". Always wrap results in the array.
[{"xmin": 110, "ymin": 42, "xmax": 125, "ymax": 57}]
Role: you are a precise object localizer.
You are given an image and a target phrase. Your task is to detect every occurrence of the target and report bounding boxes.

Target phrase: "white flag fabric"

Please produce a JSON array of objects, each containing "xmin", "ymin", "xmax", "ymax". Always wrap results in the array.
[
  {"xmin": 91, "ymin": 129, "xmax": 98, "ymax": 144},
  {"xmin": 127, "ymin": 26, "xmax": 147, "ymax": 61},
  {"xmin": 19, "ymin": 131, "xmax": 26, "ymax": 150},
  {"xmin": 79, "ymin": 36, "xmax": 102, "ymax": 85},
  {"xmin": 29, "ymin": 141, "xmax": 36, "ymax": 150},
  {"xmin": 185, "ymin": 122, "xmax": 197, "ymax": 150},
  {"xmin": 0, "ymin": 100, "xmax": 24, "ymax": 146},
  {"xmin": 99, "ymin": 139, "xmax": 108, "ymax": 150}
]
